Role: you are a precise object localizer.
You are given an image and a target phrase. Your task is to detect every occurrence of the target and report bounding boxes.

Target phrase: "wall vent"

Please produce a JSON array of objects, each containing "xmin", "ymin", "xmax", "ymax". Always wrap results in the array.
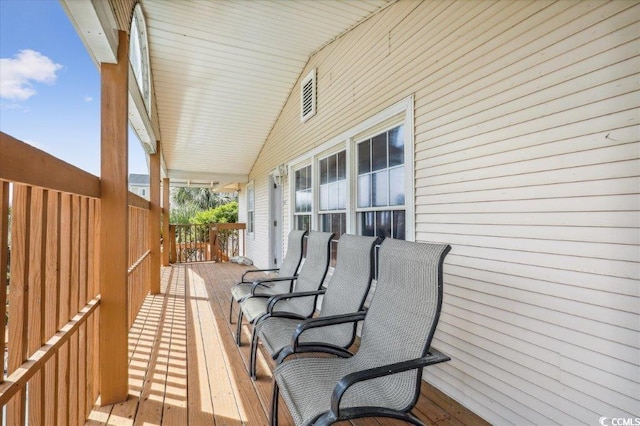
[{"xmin": 300, "ymin": 69, "xmax": 316, "ymax": 122}]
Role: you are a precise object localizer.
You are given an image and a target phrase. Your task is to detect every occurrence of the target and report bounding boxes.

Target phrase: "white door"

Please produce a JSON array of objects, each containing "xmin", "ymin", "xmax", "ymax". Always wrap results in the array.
[{"xmin": 269, "ymin": 176, "xmax": 283, "ymax": 267}]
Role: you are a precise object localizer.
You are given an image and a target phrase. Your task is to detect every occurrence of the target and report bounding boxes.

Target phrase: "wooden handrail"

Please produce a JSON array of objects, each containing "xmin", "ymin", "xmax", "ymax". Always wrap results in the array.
[
  {"xmin": 128, "ymin": 192, "xmax": 150, "ymax": 210},
  {"xmin": 0, "ymin": 132, "xmax": 100, "ymax": 198}
]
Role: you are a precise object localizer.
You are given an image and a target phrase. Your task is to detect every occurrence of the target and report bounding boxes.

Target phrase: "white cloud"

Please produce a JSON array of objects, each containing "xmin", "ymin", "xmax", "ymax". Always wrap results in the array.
[
  {"xmin": 84, "ymin": 96, "xmax": 93, "ymax": 102},
  {"xmin": 0, "ymin": 49, "xmax": 63, "ymax": 101}
]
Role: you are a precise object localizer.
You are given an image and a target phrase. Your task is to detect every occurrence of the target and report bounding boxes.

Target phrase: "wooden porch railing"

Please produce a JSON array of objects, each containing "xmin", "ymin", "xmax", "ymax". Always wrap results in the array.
[
  {"xmin": 169, "ymin": 222, "xmax": 246, "ymax": 263},
  {"xmin": 0, "ymin": 132, "xmax": 153, "ymax": 424},
  {"xmin": 127, "ymin": 193, "xmax": 151, "ymax": 329}
]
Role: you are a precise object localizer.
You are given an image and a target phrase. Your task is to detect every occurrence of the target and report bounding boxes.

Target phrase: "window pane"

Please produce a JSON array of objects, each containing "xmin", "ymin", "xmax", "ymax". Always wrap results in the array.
[
  {"xmin": 328, "ymin": 154, "xmax": 337, "ymax": 183},
  {"xmin": 304, "ymin": 189, "xmax": 312, "ymax": 212},
  {"xmin": 376, "ymin": 211, "xmax": 392, "ymax": 239},
  {"xmin": 359, "ymin": 211, "xmax": 375, "ymax": 236},
  {"xmin": 320, "ymin": 183, "xmax": 329, "ymax": 210},
  {"xmin": 320, "ymin": 158, "xmax": 328, "ymax": 184},
  {"xmin": 371, "ymin": 133, "xmax": 387, "ymax": 171},
  {"xmin": 389, "ymin": 166, "xmax": 405, "ymax": 206},
  {"xmin": 358, "ymin": 140, "xmax": 370, "ymax": 174},
  {"xmin": 337, "ymin": 151, "xmax": 346, "ymax": 180},
  {"xmin": 329, "ymin": 182, "xmax": 338, "ymax": 210},
  {"xmin": 393, "ymin": 210, "xmax": 406, "ymax": 240},
  {"xmin": 320, "ymin": 214, "xmax": 330, "ymax": 232},
  {"xmin": 389, "ymin": 126, "xmax": 404, "ymax": 167},
  {"xmin": 357, "ymin": 174, "xmax": 370, "ymax": 208},
  {"xmin": 296, "ymin": 215, "xmax": 310, "ymax": 231},
  {"xmin": 372, "ymin": 170, "xmax": 388, "ymax": 207},
  {"xmin": 337, "ymin": 180, "xmax": 346, "ymax": 209}
]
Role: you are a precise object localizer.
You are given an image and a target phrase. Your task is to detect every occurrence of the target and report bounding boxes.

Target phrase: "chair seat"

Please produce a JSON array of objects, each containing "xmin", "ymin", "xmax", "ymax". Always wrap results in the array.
[
  {"xmin": 256, "ymin": 316, "xmax": 354, "ymax": 357},
  {"xmin": 275, "ymin": 356, "xmax": 416, "ymax": 425},
  {"xmin": 231, "ymin": 282, "xmax": 282, "ymax": 302},
  {"xmin": 239, "ymin": 296, "xmax": 270, "ymax": 323},
  {"xmin": 230, "ymin": 283, "xmax": 253, "ymax": 301}
]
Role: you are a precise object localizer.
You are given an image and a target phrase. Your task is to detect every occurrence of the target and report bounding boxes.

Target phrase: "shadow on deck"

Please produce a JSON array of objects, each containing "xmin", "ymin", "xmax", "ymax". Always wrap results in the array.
[{"xmin": 86, "ymin": 262, "xmax": 488, "ymax": 425}]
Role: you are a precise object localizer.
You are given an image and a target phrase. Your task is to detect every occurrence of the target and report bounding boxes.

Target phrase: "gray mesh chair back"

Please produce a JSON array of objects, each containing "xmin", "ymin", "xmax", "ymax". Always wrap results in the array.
[
  {"xmin": 272, "ymin": 238, "xmax": 451, "ymax": 425},
  {"xmin": 229, "ymin": 229, "xmax": 306, "ymax": 323},
  {"xmin": 278, "ymin": 229, "xmax": 307, "ymax": 278},
  {"xmin": 271, "ymin": 231, "xmax": 334, "ymax": 317},
  {"xmin": 256, "ymin": 234, "xmax": 377, "ymax": 360},
  {"xmin": 304, "ymin": 234, "xmax": 377, "ymax": 346},
  {"xmin": 347, "ymin": 239, "xmax": 450, "ymax": 409}
]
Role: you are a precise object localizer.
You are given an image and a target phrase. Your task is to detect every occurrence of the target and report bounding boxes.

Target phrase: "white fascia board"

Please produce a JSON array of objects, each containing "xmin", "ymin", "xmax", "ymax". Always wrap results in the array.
[
  {"xmin": 59, "ymin": 0, "xmax": 118, "ymax": 65},
  {"xmin": 128, "ymin": 64, "xmax": 157, "ymax": 154},
  {"xmin": 167, "ymin": 170, "xmax": 249, "ymax": 185}
]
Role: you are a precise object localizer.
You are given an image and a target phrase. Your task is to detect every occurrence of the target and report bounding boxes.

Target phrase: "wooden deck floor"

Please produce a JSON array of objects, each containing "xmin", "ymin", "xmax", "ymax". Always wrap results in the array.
[{"xmin": 86, "ymin": 262, "xmax": 488, "ymax": 426}]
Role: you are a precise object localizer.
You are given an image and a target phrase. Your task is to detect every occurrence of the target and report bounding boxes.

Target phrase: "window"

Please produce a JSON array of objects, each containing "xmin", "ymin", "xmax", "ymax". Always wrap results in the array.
[
  {"xmin": 293, "ymin": 165, "xmax": 312, "ymax": 230},
  {"xmin": 130, "ymin": 4, "xmax": 151, "ymax": 115},
  {"xmin": 356, "ymin": 125, "xmax": 405, "ymax": 240},
  {"xmin": 247, "ymin": 185, "xmax": 255, "ymax": 234},
  {"xmin": 319, "ymin": 150, "xmax": 347, "ymax": 264},
  {"xmin": 285, "ymin": 96, "xmax": 414, "ymax": 244},
  {"xmin": 140, "ymin": 188, "xmax": 147, "ymax": 197}
]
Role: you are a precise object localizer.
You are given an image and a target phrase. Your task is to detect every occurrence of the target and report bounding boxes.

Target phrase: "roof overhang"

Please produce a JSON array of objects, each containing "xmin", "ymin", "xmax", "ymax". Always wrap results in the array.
[{"xmin": 61, "ymin": 0, "xmax": 396, "ymax": 189}]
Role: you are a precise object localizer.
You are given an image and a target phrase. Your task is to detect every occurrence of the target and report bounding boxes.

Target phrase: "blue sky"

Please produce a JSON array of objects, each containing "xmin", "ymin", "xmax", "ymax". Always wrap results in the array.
[{"xmin": 0, "ymin": 0, "xmax": 148, "ymax": 177}]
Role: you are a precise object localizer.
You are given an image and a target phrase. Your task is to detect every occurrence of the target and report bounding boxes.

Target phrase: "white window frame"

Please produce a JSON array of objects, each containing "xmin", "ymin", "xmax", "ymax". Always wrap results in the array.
[
  {"xmin": 351, "ymin": 121, "xmax": 409, "ymax": 240},
  {"xmin": 316, "ymin": 145, "xmax": 348, "ymax": 234},
  {"xmin": 130, "ymin": 3, "xmax": 151, "ymax": 116},
  {"xmin": 290, "ymin": 161, "xmax": 314, "ymax": 231},
  {"xmin": 246, "ymin": 182, "xmax": 255, "ymax": 238},
  {"xmin": 286, "ymin": 96, "xmax": 415, "ymax": 240}
]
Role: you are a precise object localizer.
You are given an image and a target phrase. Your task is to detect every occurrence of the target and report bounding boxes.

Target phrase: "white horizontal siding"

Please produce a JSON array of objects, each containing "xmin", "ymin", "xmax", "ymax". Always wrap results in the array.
[{"xmin": 248, "ymin": 0, "xmax": 640, "ymax": 424}]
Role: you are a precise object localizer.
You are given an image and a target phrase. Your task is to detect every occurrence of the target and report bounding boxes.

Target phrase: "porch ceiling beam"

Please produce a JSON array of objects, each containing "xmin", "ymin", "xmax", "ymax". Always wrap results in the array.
[
  {"xmin": 167, "ymin": 170, "xmax": 248, "ymax": 184},
  {"xmin": 59, "ymin": 0, "xmax": 118, "ymax": 65}
]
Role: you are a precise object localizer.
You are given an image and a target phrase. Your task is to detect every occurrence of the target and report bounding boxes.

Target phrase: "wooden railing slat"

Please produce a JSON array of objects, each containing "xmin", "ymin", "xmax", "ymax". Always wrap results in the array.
[
  {"xmin": 27, "ymin": 188, "xmax": 46, "ymax": 424},
  {"xmin": 44, "ymin": 191, "xmax": 60, "ymax": 422},
  {"xmin": 8, "ymin": 185, "xmax": 30, "ymax": 425},
  {"xmin": 0, "ymin": 181, "xmax": 9, "ymax": 390}
]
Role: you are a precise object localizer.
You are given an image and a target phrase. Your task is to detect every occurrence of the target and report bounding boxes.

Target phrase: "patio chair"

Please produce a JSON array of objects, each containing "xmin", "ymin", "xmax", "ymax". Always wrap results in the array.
[
  {"xmin": 271, "ymin": 238, "xmax": 451, "ymax": 426},
  {"xmin": 235, "ymin": 231, "xmax": 333, "ymax": 346},
  {"xmin": 229, "ymin": 229, "xmax": 306, "ymax": 323},
  {"xmin": 249, "ymin": 234, "xmax": 379, "ymax": 378}
]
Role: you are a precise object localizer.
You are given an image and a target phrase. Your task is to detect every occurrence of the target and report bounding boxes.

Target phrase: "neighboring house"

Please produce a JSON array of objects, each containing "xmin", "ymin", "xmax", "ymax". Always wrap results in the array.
[
  {"xmin": 129, "ymin": 173, "xmax": 150, "ymax": 200},
  {"xmin": 239, "ymin": 2, "xmax": 639, "ymax": 425}
]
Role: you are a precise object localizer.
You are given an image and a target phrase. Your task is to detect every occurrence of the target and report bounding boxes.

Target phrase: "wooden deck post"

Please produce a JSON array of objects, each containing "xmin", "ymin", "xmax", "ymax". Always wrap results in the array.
[
  {"xmin": 149, "ymin": 142, "xmax": 161, "ymax": 294},
  {"xmin": 99, "ymin": 30, "xmax": 129, "ymax": 405},
  {"xmin": 162, "ymin": 177, "xmax": 170, "ymax": 266}
]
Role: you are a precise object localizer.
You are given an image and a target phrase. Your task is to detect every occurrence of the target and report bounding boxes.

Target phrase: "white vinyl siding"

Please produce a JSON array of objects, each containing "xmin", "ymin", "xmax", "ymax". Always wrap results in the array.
[{"xmin": 247, "ymin": 1, "xmax": 640, "ymax": 424}]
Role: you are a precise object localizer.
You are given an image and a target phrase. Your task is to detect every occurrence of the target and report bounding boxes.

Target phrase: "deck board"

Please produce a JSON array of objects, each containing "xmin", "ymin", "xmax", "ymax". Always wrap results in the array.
[{"xmin": 87, "ymin": 262, "xmax": 489, "ymax": 426}]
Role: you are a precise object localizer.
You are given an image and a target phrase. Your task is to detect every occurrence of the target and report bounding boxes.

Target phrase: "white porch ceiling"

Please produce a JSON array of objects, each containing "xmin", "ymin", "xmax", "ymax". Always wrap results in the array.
[{"xmin": 141, "ymin": 0, "xmax": 394, "ymax": 189}]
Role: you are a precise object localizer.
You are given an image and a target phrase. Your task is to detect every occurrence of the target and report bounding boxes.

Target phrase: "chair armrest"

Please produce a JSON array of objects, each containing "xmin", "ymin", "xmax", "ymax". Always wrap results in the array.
[
  {"xmin": 250, "ymin": 275, "xmax": 298, "ymax": 295},
  {"xmin": 292, "ymin": 311, "xmax": 366, "ymax": 347},
  {"xmin": 330, "ymin": 349, "xmax": 451, "ymax": 418},
  {"xmin": 241, "ymin": 267, "xmax": 279, "ymax": 282},
  {"xmin": 274, "ymin": 311, "xmax": 367, "ymax": 364},
  {"xmin": 266, "ymin": 289, "xmax": 326, "ymax": 313}
]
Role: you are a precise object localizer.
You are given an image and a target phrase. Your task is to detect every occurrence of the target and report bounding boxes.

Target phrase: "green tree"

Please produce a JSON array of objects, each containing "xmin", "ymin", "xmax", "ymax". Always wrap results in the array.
[
  {"xmin": 190, "ymin": 201, "xmax": 238, "ymax": 224},
  {"xmin": 171, "ymin": 187, "xmax": 234, "ymax": 211}
]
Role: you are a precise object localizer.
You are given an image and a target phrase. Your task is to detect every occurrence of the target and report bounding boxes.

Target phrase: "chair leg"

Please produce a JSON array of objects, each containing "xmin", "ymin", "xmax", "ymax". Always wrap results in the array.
[
  {"xmin": 229, "ymin": 297, "xmax": 235, "ymax": 323},
  {"xmin": 270, "ymin": 381, "xmax": 279, "ymax": 426},
  {"xmin": 235, "ymin": 310, "xmax": 244, "ymax": 345},
  {"xmin": 249, "ymin": 327, "xmax": 259, "ymax": 379}
]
